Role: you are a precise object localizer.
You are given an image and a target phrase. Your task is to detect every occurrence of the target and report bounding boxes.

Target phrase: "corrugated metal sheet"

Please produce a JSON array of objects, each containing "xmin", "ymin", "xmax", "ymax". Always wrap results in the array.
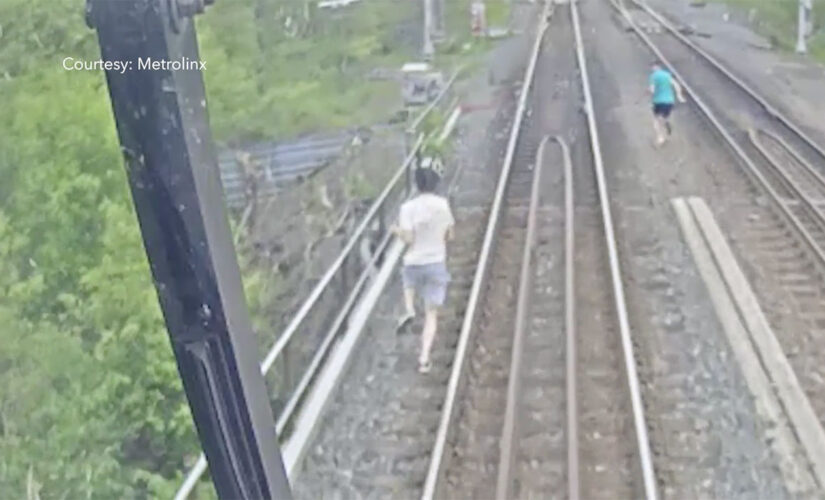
[{"xmin": 217, "ymin": 133, "xmax": 353, "ymax": 209}]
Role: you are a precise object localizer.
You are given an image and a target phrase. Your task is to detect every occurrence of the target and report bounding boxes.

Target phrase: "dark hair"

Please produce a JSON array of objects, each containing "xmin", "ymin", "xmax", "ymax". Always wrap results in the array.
[{"xmin": 414, "ymin": 166, "xmax": 441, "ymax": 193}]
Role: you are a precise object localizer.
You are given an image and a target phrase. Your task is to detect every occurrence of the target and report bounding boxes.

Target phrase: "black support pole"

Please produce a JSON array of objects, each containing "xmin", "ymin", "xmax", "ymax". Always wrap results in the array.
[{"xmin": 87, "ymin": 1, "xmax": 291, "ymax": 498}]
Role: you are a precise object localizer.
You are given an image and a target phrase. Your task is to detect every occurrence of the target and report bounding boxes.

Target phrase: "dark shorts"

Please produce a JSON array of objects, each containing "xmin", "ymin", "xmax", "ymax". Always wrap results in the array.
[
  {"xmin": 653, "ymin": 103, "xmax": 674, "ymax": 118},
  {"xmin": 402, "ymin": 262, "xmax": 451, "ymax": 308}
]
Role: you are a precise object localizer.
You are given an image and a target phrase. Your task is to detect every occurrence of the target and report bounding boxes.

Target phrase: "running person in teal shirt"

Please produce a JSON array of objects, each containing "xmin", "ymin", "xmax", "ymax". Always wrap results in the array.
[{"xmin": 649, "ymin": 62, "xmax": 686, "ymax": 146}]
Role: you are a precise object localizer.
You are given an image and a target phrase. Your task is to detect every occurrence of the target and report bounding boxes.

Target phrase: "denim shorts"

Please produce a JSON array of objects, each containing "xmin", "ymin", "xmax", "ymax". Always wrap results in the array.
[
  {"xmin": 402, "ymin": 262, "xmax": 451, "ymax": 307},
  {"xmin": 653, "ymin": 103, "xmax": 673, "ymax": 118}
]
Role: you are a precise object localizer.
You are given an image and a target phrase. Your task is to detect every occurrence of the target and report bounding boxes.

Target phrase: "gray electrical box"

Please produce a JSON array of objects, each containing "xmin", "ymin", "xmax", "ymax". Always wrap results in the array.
[{"xmin": 401, "ymin": 62, "xmax": 444, "ymax": 106}]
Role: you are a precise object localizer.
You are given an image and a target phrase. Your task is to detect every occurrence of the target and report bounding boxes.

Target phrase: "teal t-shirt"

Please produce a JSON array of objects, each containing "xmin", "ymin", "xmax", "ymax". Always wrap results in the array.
[{"xmin": 650, "ymin": 69, "xmax": 675, "ymax": 104}]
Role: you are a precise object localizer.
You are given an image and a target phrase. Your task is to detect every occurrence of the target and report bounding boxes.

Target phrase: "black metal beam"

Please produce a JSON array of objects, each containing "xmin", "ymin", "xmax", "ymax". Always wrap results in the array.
[{"xmin": 87, "ymin": 1, "xmax": 291, "ymax": 498}]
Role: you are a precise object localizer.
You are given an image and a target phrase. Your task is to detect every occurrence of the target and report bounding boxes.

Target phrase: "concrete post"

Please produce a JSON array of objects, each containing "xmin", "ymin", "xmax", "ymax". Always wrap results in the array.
[
  {"xmin": 423, "ymin": 0, "xmax": 435, "ymax": 59},
  {"xmin": 435, "ymin": 0, "xmax": 446, "ymax": 37},
  {"xmin": 796, "ymin": 0, "xmax": 810, "ymax": 54}
]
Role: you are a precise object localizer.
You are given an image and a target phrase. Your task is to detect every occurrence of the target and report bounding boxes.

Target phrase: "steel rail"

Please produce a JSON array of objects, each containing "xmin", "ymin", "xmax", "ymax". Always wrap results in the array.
[
  {"xmin": 749, "ymin": 129, "xmax": 825, "ymax": 236},
  {"xmin": 632, "ymin": 0, "xmax": 825, "ymax": 163},
  {"xmin": 560, "ymin": 135, "xmax": 579, "ymax": 500},
  {"xmin": 420, "ymin": 2, "xmax": 553, "ymax": 498},
  {"xmin": 571, "ymin": 1, "xmax": 658, "ymax": 499},
  {"xmin": 492, "ymin": 136, "xmax": 576, "ymax": 500},
  {"xmin": 607, "ymin": 0, "xmax": 825, "ymax": 270},
  {"xmin": 495, "ymin": 135, "xmax": 550, "ymax": 500},
  {"xmin": 753, "ymin": 128, "xmax": 825, "ymax": 195}
]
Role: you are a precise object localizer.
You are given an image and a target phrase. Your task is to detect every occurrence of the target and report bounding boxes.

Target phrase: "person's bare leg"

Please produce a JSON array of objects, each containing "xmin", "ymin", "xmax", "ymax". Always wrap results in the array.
[
  {"xmin": 404, "ymin": 288, "xmax": 416, "ymax": 317},
  {"xmin": 419, "ymin": 306, "xmax": 438, "ymax": 371},
  {"xmin": 397, "ymin": 287, "xmax": 416, "ymax": 331},
  {"xmin": 653, "ymin": 116, "xmax": 666, "ymax": 145},
  {"xmin": 652, "ymin": 116, "xmax": 661, "ymax": 143}
]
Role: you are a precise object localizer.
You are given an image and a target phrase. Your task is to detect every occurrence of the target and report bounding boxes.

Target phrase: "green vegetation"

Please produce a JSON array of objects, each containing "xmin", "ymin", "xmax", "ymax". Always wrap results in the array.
[
  {"xmin": 199, "ymin": 0, "xmax": 413, "ymax": 143},
  {"xmin": 423, "ymin": 135, "xmax": 455, "ymax": 160},
  {"xmin": 485, "ymin": 0, "xmax": 510, "ymax": 28},
  {"xmin": 440, "ymin": 0, "xmax": 510, "ymax": 55},
  {"xmin": 0, "ymin": 0, "xmax": 414, "ymax": 497},
  {"xmin": 344, "ymin": 171, "xmax": 379, "ymax": 200},
  {"xmin": 420, "ymin": 108, "xmax": 448, "ymax": 137},
  {"xmin": 429, "ymin": 0, "xmax": 512, "ymax": 88},
  {"xmin": 714, "ymin": 0, "xmax": 825, "ymax": 57}
]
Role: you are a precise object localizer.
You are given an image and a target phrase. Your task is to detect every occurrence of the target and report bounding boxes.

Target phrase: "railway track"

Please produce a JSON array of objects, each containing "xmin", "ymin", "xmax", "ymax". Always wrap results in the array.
[
  {"xmin": 610, "ymin": 0, "xmax": 825, "ymax": 493},
  {"xmin": 299, "ymin": 0, "xmax": 825, "ymax": 497},
  {"xmin": 139, "ymin": 0, "xmax": 825, "ymax": 497},
  {"xmin": 504, "ymin": 138, "xmax": 568, "ymax": 499},
  {"xmin": 489, "ymin": 132, "xmax": 640, "ymax": 500},
  {"xmin": 283, "ymin": 0, "xmax": 825, "ymax": 497},
  {"xmin": 291, "ymin": 5, "xmax": 543, "ymax": 498},
  {"xmin": 617, "ymin": 0, "xmax": 825, "ymax": 268},
  {"xmin": 291, "ymin": 118, "xmax": 499, "ymax": 498},
  {"xmin": 421, "ymin": 2, "xmax": 656, "ymax": 499},
  {"xmin": 454, "ymin": 13, "xmax": 574, "ymax": 500},
  {"xmin": 441, "ymin": 130, "xmax": 546, "ymax": 499}
]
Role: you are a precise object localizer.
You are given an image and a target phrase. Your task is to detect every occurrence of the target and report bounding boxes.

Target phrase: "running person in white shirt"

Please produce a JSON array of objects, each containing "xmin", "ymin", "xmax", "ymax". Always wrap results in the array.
[{"xmin": 391, "ymin": 165, "xmax": 454, "ymax": 373}]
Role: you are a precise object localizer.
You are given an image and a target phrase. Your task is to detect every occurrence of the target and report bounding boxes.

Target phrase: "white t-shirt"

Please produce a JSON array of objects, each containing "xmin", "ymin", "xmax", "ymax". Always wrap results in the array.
[{"xmin": 398, "ymin": 193, "xmax": 455, "ymax": 266}]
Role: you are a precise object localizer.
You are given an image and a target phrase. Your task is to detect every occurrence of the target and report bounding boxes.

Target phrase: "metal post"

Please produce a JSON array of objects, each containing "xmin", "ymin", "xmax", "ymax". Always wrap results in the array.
[
  {"xmin": 435, "ymin": 0, "xmax": 446, "ymax": 39},
  {"xmin": 423, "ymin": 0, "xmax": 435, "ymax": 58},
  {"xmin": 797, "ymin": 0, "xmax": 810, "ymax": 54},
  {"xmin": 406, "ymin": 143, "xmax": 418, "ymax": 196},
  {"xmin": 86, "ymin": 0, "xmax": 292, "ymax": 498}
]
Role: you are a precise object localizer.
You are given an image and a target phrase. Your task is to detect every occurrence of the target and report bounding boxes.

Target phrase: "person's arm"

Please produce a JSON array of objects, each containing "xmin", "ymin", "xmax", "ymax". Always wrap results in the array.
[
  {"xmin": 648, "ymin": 73, "xmax": 655, "ymax": 95},
  {"xmin": 444, "ymin": 202, "xmax": 455, "ymax": 242},
  {"xmin": 390, "ymin": 225, "xmax": 414, "ymax": 244},
  {"xmin": 391, "ymin": 205, "xmax": 414, "ymax": 244},
  {"xmin": 672, "ymin": 78, "xmax": 686, "ymax": 103}
]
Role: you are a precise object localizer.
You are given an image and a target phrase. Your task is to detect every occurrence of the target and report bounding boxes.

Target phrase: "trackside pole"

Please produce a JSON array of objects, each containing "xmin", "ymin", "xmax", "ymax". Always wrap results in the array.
[{"xmin": 797, "ymin": 0, "xmax": 811, "ymax": 54}]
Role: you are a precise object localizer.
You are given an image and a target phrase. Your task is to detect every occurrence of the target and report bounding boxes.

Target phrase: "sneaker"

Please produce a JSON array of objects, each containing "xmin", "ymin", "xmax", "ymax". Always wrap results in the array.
[
  {"xmin": 396, "ymin": 312, "xmax": 414, "ymax": 332},
  {"xmin": 418, "ymin": 360, "xmax": 432, "ymax": 374}
]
